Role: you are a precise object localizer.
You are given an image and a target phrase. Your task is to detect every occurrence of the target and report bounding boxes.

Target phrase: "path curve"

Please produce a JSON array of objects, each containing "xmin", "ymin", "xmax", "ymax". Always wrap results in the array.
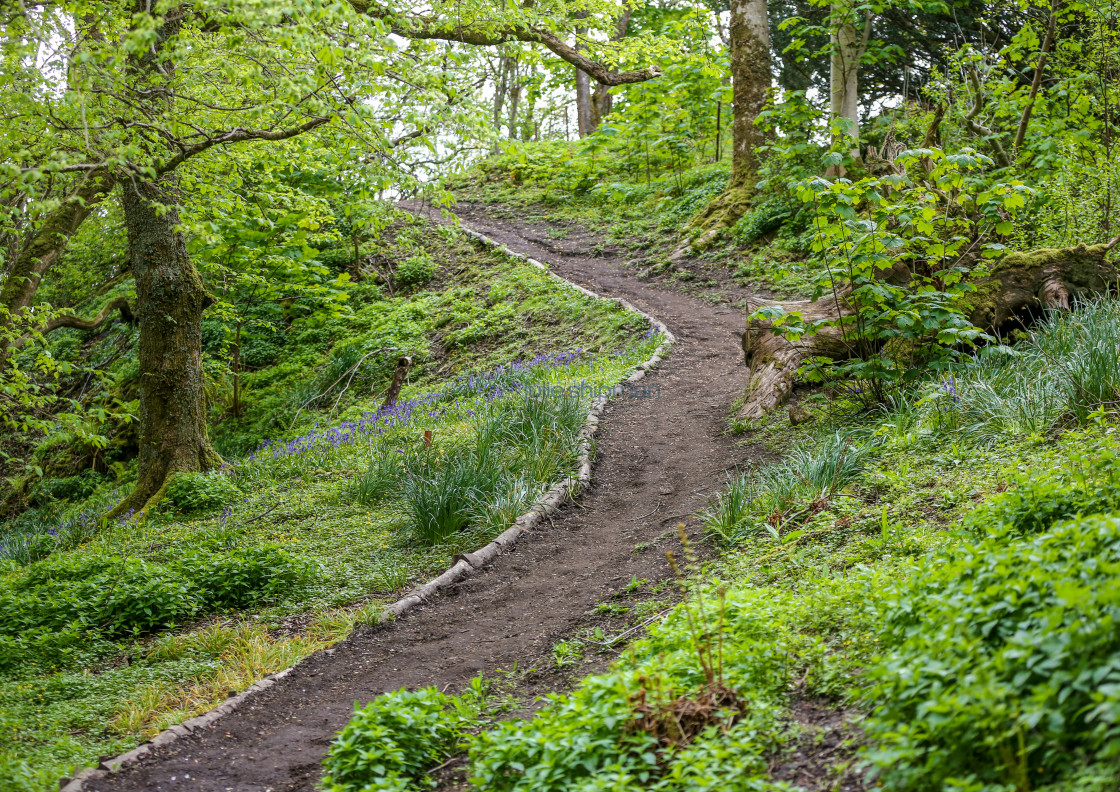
[{"xmin": 90, "ymin": 205, "xmax": 752, "ymax": 792}]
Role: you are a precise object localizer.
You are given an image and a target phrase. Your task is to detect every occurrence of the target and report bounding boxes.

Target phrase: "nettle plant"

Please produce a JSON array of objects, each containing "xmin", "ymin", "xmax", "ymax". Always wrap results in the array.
[{"xmin": 759, "ymin": 148, "xmax": 1031, "ymax": 404}]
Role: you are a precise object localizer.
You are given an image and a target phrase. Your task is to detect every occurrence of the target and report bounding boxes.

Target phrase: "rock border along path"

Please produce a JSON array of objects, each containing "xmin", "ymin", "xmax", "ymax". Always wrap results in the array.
[{"xmin": 87, "ymin": 205, "xmax": 752, "ymax": 792}]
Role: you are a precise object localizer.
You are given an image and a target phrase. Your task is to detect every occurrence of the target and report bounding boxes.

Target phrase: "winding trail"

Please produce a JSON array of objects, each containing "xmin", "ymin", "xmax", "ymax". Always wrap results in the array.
[{"xmin": 92, "ymin": 205, "xmax": 754, "ymax": 792}]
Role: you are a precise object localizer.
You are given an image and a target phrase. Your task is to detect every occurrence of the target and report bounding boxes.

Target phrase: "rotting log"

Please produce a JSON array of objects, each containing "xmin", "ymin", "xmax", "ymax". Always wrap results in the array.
[{"xmin": 738, "ymin": 239, "xmax": 1120, "ymax": 420}]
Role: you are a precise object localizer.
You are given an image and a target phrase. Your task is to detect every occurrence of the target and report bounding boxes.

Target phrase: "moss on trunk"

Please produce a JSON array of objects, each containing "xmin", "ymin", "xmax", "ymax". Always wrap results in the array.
[
  {"xmin": 0, "ymin": 169, "xmax": 116, "ymax": 322},
  {"xmin": 108, "ymin": 178, "xmax": 221, "ymax": 518}
]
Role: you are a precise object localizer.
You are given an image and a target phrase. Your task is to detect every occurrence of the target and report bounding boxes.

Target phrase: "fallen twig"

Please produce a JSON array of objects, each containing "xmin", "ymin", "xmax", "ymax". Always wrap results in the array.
[{"xmin": 630, "ymin": 501, "xmax": 662, "ymax": 522}]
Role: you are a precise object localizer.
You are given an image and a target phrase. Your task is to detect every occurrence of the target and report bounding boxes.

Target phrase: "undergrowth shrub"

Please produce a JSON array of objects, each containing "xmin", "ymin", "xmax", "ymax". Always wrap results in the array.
[
  {"xmin": 185, "ymin": 546, "xmax": 312, "ymax": 610},
  {"xmin": 904, "ymin": 298, "xmax": 1120, "ymax": 444},
  {"xmin": 346, "ymin": 444, "xmax": 406, "ymax": 505},
  {"xmin": 396, "ymin": 252, "xmax": 437, "ymax": 289},
  {"xmin": 963, "ymin": 445, "xmax": 1120, "ymax": 539},
  {"xmin": 704, "ymin": 431, "xmax": 869, "ymax": 544},
  {"xmin": 166, "ymin": 472, "xmax": 241, "ymax": 514},
  {"xmin": 402, "ymin": 453, "xmax": 503, "ymax": 544},
  {"xmin": 0, "ymin": 486, "xmax": 122, "ymax": 564},
  {"xmin": 730, "ymin": 198, "xmax": 793, "ymax": 244},
  {"xmin": 864, "ymin": 513, "xmax": 1120, "ymax": 790},
  {"xmin": 322, "ymin": 687, "xmax": 464, "ymax": 792},
  {"xmin": 0, "ymin": 545, "xmax": 311, "ymax": 669},
  {"xmin": 399, "ymin": 393, "xmax": 586, "ymax": 545},
  {"xmin": 469, "ymin": 579, "xmax": 811, "ymax": 792}
]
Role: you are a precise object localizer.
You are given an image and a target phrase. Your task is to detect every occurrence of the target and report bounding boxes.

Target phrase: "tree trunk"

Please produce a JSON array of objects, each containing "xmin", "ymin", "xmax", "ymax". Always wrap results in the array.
[
  {"xmin": 737, "ymin": 241, "xmax": 1120, "ymax": 420},
  {"xmin": 492, "ymin": 53, "xmax": 511, "ymax": 151},
  {"xmin": 506, "ymin": 57, "xmax": 522, "ymax": 139},
  {"xmin": 590, "ymin": 83, "xmax": 611, "ymax": 130},
  {"xmin": 574, "ymin": 23, "xmax": 593, "ymax": 139},
  {"xmin": 673, "ymin": 0, "xmax": 770, "ymax": 256},
  {"xmin": 828, "ymin": 3, "xmax": 869, "ymax": 165},
  {"xmin": 108, "ymin": 177, "xmax": 221, "ymax": 517},
  {"xmin": 587, "ymin": 10, "xmax": 631, "ymax": 132},
  {"xmin": 0, "ymin": 169, "xmax": 116, "ymax": 326},
  {"xmin": 728, "ymin": 0, "xmax": 771, "ymax": 191}
]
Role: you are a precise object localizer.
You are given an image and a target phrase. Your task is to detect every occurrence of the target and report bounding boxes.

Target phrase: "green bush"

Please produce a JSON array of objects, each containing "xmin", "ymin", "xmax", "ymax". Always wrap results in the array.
[
  {"xmin": 864, "ymin": 514, "xmax": 1120, "ymax": 790},
  {"xmin": 964, "ymin": 446, "xmax": 1120, "ymax": 539},
  {"xmin": 186, "ymin": 545, "xmax": 313, "ymax": 610},
  {"xmin": 730, "ymin": 198, "xmax": 793, "ymax": 244},
  {"xmin": 0, "ymin": 545, "xmax": 311, "ymax": 667},
  {"xmin": 322, "ymin": 687, "xmax": 464, "ymax": 792},
  {"xmin": 396, "ymin": 252, "xmax": 437, "ymax": 289},
  {"xmin": 166, "ymin": 472, "xmax": 241, "ymax": 514}
]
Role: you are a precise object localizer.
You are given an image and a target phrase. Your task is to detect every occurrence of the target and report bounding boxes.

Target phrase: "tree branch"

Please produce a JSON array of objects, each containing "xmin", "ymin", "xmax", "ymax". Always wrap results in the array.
[
  {"xmin": 348, "ymin": 1, "xmax": 660, "ymax": 86},
  {"xmin": 156, "ymin": 115, "xmax": 333, "ymax": 175},
  {"xmin": 45, "ymin": 296, "xmax": 134, "ymax": 333},
  {"xmin": 964, "ymin": 68, "xmax": 1012, "ymax": 168},
  {"xmin": 1013, "ymin": 0, "xmax": 1060, "ymax": 151}
]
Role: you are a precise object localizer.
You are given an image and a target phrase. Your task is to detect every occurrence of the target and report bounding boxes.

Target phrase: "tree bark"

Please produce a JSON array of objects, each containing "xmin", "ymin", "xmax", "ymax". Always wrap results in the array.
[
  {"xmin": 574, "ymin": 23, "xmax": 593, "ymax": 138},
  {"xmin": 737, "ymin": 240, "xmax": 1120, "ymax": 420},
  {"xmin": 728, "ymin": 0, "xmax": 771, "ymax": 191},
  {"xmin": 506, "ymin": 57, "xmax": 522, "ymax": 139},
  {"xmin": 829, "ymin": 4, "xmax": 869, "ymax": 160},
  {"xmin": 672, "ymin": 0, "xmax": 771, "ymax": 257},
  {"xmin": 588, "ymin": 10, "xmax": 631, "ymax": 132},
  {"xmin": 106, "ymin": 2, "xmax": 220, "ymax": 518},
  {"xmin": 109, "ymin": 177, "xmax": 221, "ymax": 517},
  {"xmin": 0, "ymin": 169, "xmax": 116, "ymax": 324}
]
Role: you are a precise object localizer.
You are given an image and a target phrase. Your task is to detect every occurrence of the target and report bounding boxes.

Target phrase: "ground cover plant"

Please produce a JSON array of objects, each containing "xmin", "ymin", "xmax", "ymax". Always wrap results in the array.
[{"xmin": 321, "ymin": 297, "xmax": 1120, "ymax": 792}]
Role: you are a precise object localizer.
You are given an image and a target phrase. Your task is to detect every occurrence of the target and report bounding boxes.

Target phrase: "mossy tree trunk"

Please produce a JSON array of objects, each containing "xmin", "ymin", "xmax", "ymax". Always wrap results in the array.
[
  {"xmin": 737, "ymin": 241, "xmax": 1120, "ymax": 420},
  {"xmin": 675, "ymin": 0, "xmax": 770, "ymax": 256},
  {"xmin": 108, "ymin": 177, "xmax": 221, "ymax": 518},
  {"xmin": 0, "ymin": 169, "xmax": 116, "ymax": 328}
]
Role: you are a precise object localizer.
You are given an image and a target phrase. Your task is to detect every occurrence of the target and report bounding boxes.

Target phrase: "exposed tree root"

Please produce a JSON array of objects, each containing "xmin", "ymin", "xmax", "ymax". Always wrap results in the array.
[
  {"xmin": 737, "ymin": 240, "xmax": 1120, "ymax": 420},
  {"xmin": 669, "ymin": 187, "xmax": 754, "ymax": 261}
]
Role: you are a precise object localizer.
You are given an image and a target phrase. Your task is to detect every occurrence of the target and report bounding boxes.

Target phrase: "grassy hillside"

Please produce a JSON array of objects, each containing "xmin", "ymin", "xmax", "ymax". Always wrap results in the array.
[
  {"xmin": 311, "ymin": 147, "xmax": 1120, "ymax": 792},
  {"xmin": 0, "ymin": 213, "xmax": 662, "ymax": 790}
]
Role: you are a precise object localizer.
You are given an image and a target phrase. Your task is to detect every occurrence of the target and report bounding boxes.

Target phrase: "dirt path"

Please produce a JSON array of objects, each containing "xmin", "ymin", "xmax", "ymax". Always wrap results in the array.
[{"xmin": 92, "ymin": 204, "xmax": 755, "ymax": 792}]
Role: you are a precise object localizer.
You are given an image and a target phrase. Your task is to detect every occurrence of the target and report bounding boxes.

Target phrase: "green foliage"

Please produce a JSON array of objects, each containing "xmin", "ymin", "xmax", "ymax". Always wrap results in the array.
[
  {"xmin": 730, "ymin": 198, "xmax": 794, "ymax": 244},
  {"xmin": 883, "ymin": 297, "xmax": 1120, "ymax": 445},
  {"xmin": 399, "ymin": 392, "xmax": 586, "ymax": 545},
  {"xmin": 165, "ymin": 472, "xmax": 242, "ymax": 515},
  {"xmin": 402, "ymin": 452, "xmax": 503, "ymax": 544},
  {"xmin": 322, "ymin": 687, "xmax": 464, "ymax": 792},
  {"xmin": 703, "ymin": 431, "xmax": 868, "ymax": 544},
  {"xmin": 0, "ymin": 545, "xmax": 310, "ymax": 669},
  {"xmin": 760, "ymin": 148, "xmax": 1027, "ymax": 403},
  {"xmin": 346, "ymin": 444, "xmax": 407, "ymax": 505},
  {"xmin": 186, "ymin": 546, "xmax": 313, "ymax": 611},
  {"xmin": 864, "ymin": 513, "xmax": 1120, "ymax": 790},
  {"xmin": 396, "ymin": 252, "xmax": 438, "ymax": 289},
  {"xmin": 963, "ymin": 446, "xmax": 1120, "ymax": 540}
]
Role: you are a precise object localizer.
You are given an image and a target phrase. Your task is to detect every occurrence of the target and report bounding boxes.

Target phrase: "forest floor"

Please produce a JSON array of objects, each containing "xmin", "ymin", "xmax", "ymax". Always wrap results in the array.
[{"xmin": 91, "ymin": 204, "xmax": 768, "ymax": 791}]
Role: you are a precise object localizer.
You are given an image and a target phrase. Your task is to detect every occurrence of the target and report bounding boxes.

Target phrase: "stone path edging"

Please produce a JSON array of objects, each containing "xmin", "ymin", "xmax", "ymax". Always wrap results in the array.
[{"xmin": 60, "ymin": 223, "xmax": 676, "ymax": 792}]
